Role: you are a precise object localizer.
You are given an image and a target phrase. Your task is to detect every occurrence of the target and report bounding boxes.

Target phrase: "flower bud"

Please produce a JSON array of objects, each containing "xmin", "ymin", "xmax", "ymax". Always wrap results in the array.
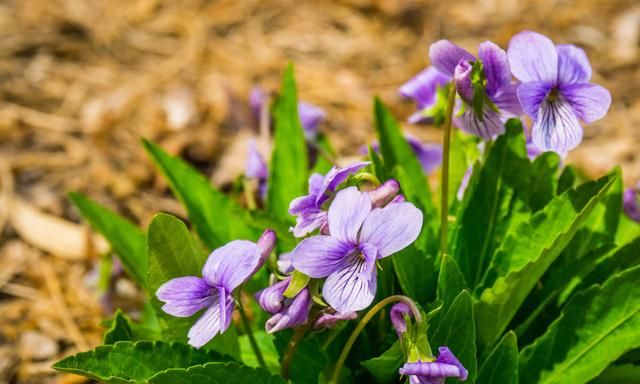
[{"xmin": 367, "ymin": 179, "xmax": 401, "ymax": 208}]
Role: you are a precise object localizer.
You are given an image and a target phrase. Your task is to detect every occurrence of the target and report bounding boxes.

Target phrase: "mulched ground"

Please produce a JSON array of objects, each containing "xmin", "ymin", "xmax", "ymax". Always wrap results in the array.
[{"xmin": 0, "ymin": 0, "xmax": 638, "ymax": 382}]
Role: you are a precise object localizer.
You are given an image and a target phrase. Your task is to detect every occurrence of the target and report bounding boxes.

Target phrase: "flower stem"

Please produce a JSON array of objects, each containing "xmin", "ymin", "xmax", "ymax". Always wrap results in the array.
[
  {"xmin": 330, "ymin": 295, "xmax": 421, "ymax": 384},
  {"xmin": 439, "ymin": 84, "xmax": 457, "ymax": 256},
  {"xmin": 237, "ymin": 296, "xmax": 267, "ymax": 370},
  {"xmin": 280, "ymin": 323, "xmax": 310, "ymax": 379}
]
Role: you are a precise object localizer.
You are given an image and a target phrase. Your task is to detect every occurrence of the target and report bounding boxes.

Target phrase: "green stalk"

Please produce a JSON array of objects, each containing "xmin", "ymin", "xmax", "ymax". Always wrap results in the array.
[
  {"xmin": 329, "ymin": 296, "xmax": 422, "ymax": 384},
  {"xmin": 439, "ymin": 84, "xmax": 457, "ymax": 256},
  {"xmin": 237, "ymin": 295, "xmax": 267, "ymax": 370}
]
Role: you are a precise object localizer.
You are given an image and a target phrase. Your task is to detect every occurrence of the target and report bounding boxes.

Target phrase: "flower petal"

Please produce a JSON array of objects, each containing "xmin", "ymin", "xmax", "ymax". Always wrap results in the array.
[
  {"xmin": 453, "ymin": 60, "xmax": 474, "ymax": 103},
  {"xmin": 202, "ymin": 240, "xmax": 261, "ymax": 291},
  {"xmin": 531, "ymin": 98, "xmax": 583, "ymax": 154},
  {"xmin": 298, "ymin": 102, "xmax": 325, "ymax": 137},
  {"xmin": 245, "ymin": 139, "xmax": 268, "ymax": 180},
  {"xmin": 557, "ymin": 44, "xmax": 592, "ymax": 84},
  {"xmin": 429, "ymin": 40, "xmax": 475, "ymax": 75},
  {"xmin": 517, "ymin": 81, "xmax": 551, "ymax": 119},
  {"xmin": 359, "ymin": 202, "xmax": 423, "ymax": 258},
  {"xmin": 406, "ymin": 136, "xmax": 443, "ymax": 174},
  {"xmin": 156, "ymin": 276, "xmax": 214, "ymax": 317},
  {"xmin": 508, "ymin": 31, "xmax": 558, "ymax": 84},
  {"xmin": 478, "ymin": 41, "xmax": 512, "ymax": 96},
  {"xmin": 255, "ymin": 278, "xmax": 289, "ymax": 314},
  {"xmin": 323, "ymin": 247, "xmax": 378, "ymax": 312},
  {"xmin": 435, "ymin": 346, "xmax": 468, "ymax": 380},
  {"xmin": 399, "ymin": 361, "xmax": 463, "ymax": 379},
  {"xmin": 560, "ymin": 82, "xmax": 611, "ymax": 124},
  {"xmin": 265, "ymin": 287, "xmax": 311, "ymax": 333},
  {"xmin": 491, "ymin": 83, "xmax": 524, "ymax": 116},
  {"xmin": 623, "ymin": 187, "xmax": 640, "ymax": 222},
  {"xmin": 459, "ymin": 106, "xmax": 505, "ymax": 140},
  {"xmin": 328, "ymin": 187, "xmax": 372, "ymax": 244},
  {"xmin": 187, "ymin": 289, "xmax": 234, "ymax": 348},
  {"xmin": 312, "ymin": 310, "xmax": 358, "ymax": 329},
  {"xmin": 390, "ymin": 302, "xmax": 413, "ymax": 337},
  {"xmin": 291, "ymin": 209, "xmax": 327, "ymax": 238},
  {"xmin": 316, "ymin": 162, "xmax": 370, "ymax": 206},
  {"xmin": 400, "ymin": 67, "xmax": 450, "ymax": 109},
  {"xmin": 291, "ymin": 235, "xmax": 353, "ymax": 278}
]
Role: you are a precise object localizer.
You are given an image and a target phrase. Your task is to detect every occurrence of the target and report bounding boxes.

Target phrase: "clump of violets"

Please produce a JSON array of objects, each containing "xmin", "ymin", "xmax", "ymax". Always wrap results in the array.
[
  {"xmin": 292, "ymin": 186, "xmax": 422, "ymax": 312},
  {"xmin": 508, "ymin": 31, "xmax": 611, "ymax": 154},
  {"xmin": 157, "ymin": 230, "xmax": 275, "ymax": 348},
  {"xmin": 624, "ymin": 184, "xmax": 640, "ymax": 222}
]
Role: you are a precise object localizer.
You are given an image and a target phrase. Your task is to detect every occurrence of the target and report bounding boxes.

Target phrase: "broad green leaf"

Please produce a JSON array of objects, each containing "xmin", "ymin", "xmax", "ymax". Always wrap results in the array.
[
  {"xmin": 273, "ymin": 330, "xmax": 328, "ymax": 384},
  {"xmin": 239, "ymin": 331, "xmax": 280, "ymax": 374},
  {"xmin": 519, "ymin": 266, "xmax": 640, "ymax": 384},
  {"xmin": 392, "ymin": 243, "xmax": 436, "ymax": 304},
  {"xmin": 475, "ymin": 172, "xmax": 617, "ymax": 348},
  {"xmin": 267, "ymin": 64, "xmax": 308, "ymax": 223},
  {"xmin": 147, "ymin": 362, "xmax": 286, "ymax": 384},
  {"xmin": 437, "ymin": 254, "xmax": 468, "ymax": 313},
  {"xmin": 360, "ymin": 341, "xmax": 403, "ymax": 384},
  {"xmin": 103, "ymin": 309, "xmax": 160, "ymax": 344},
  {"xmin": 69, "ymin": 192, "xmax": 147, "ymax": 289},
  {"xmin": 448, "ymin": 130, "xmax": 480, "ymax": 210},
  {"xmin": 529, "ymin": 152, "xmax": 560, "ymax": 212},
  {"xmin": 591, "ymin": 364, "xmax": 640, "ymax": 384},
  {"xmin": 451, "ymin": 122, "xmax": 530, "ymax": 288},
  {"xmin": 147, "ymin": 213, "xmax": 239, "ymax": 358},
  {"xmin": 310, "ymin": 133, "xmax": 335, "ymax": 175},
  {"xmin": 477, "ymin": 332, "xmax": 518, "ymax": 384},
  {"xmin": 430, "ymin": 290, "xmax": 477, "ymax": 382},
  {"xmin": 142, "ymin": 139, "xmax": 257, "ymax": 249},
  {"xmin": 557, "ymin": 164, "xmax": 578, "ymax": 195},
  {"xmin": 373, "ymin": 98, "xmax": 437, "ymax": 252},
  {"xmin": 53, "ymin": 341, "xmax": 232, "ymax": 383}
]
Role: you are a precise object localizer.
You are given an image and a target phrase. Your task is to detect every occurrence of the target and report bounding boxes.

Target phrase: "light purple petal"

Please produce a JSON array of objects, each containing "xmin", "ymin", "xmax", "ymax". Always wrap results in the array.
[
  {"xmin": 457, "ymin": 165, "xmax": 473, "ymax": 201},
  {"xmin": 202, "ymin": 240, "xmax": 261, "ymax": 291},
  {"xmin": 390, "ymin": 302, "xmax": 413, "ymax": 337},
  {"xmin": 359, "ymin": 201, "xmax": 423, "ymax": 258},
  {"xmin": 557, "ymin": 44, "xmax": 592, "ymax": 85},
  {"xmin": 508, "ymin": 31, "xmax": 558, "ymax": 84},
  {"xmin": 531, "ymin": 98, "xmax": 583, "ymax": 154},
  {"xmin": 250, "ymin": 86, "xmax": 266, "ymax": 121},
  {"xmin": 560, "ymin": 82, "xmax": 611, "ymax": 124},
  {"xmin": 312, "ymin": 310, "xmax": 358, "ymax": 329},
  {"xmin": 265, "ymin": 287, "xmax": 311, "ymax": 333},
  {"xmin": 256, "ymin": 229, "xmax": 276, "ymax": 266},
  {"xmin": 435, "ymin": 347, "xmax": 469, "ymax": 380},
  {"xmin": 298, "ymin": 102, "xmax": 325, "ymax": 137},
  {"xmin": 491, "ymin": 83, "xmax": 524, "ymax": 117},
  {"xmin": 478, "ymin": 41, "xmax": 512, "ymax": 96},
  {"xmin": 328, "ymin": 187, "xmax": 372, "ymax": 244},
  {"xmin": 399, "ymin": 361, "xmax": 464, "ymax": 379},
  {"xmin": 245, "ymin": 140, "xmax": 268, "ymax": 180},
  {"xmin": 291, "ymin": 209, "xmax": 327, "ymax": 238},
  {"xmin": 156, "ymin": 276, "xmax": 214, "ymax": 317},
  {"xmin": 291, "ymin": 235, "xmax": 353, "ymax": 278},
  {"xmin": 187, "ymin": 289, "xmax": 234, "ymax": 348},
  {"xmin": 400, "ymin": 67, "xmax": 451, "ymax": 109},
  {"xmin": 459, "ymin": 106, "xmax": 505, "ymax": 140},
  {"xmin": 406, "ymin": 136, "xmax": 443, "ymax": 174},
  {"xmin": 367, "ymin": 179, "xmax": 401, "ymax": 208},
  {"xmin": 316, "ymin": 162, "xmax": 370, "ymax": 206},
  {"xmin": 623, "ymin": 187, "xmax": 640, "ymax": 222},
  {"xmin": 453, "ymin": 60, "xmax": 474, "ymax": 103},
  {"xmin": 429, "ymin": 40, "xmax": 475, "ymax": 76},
  {"xmin": 323, "ymin": 245, "xmax": 378, "ymax": 312},
  {"xmin": 288, "ymin": 194, "xmax": 317, "ymax": 216},
  {"xmin": 277, "ymin": 252, "xmax": 294, "ymax": 274},
  {"xmin": 517, "ymin": 81, "xmax": 551, "ymax": 119},
  {"xmin": 255, "ymin": 278, "xmax": 289, "ymax": 314}
]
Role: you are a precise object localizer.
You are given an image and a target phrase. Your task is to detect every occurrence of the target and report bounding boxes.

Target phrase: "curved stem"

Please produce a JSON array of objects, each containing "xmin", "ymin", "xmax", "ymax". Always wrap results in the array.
[
  {"xmin": 330, "ymin": 295, "xmax": 421, "ymax": 384},
  {"xmin": 439, "ymin": 84, "xmax": 457, "ymax": 256},
  {"xmin": 280, "ymin": 323, "xmax": 310, "ymax": 379},
  {"xmin": 237, "ymin": 296, "xmax": 267, "ymax": 370}
]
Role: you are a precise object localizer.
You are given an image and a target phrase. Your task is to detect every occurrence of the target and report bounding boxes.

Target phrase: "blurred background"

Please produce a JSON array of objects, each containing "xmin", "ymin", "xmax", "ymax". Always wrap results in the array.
[{"xmin": 0, "ymin": 0, "xmax": 637, "ymax": 382}]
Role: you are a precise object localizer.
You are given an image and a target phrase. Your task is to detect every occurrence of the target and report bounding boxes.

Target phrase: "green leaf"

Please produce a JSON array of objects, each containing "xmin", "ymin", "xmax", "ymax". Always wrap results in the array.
[
  {"xmin": 267, "ymin": 63, "xmax": 308, "ymax": 223},
  {"xmin": 273, "ymin": 330, "xmax": 328, "ymax": 384},
  {"xmin": 557, "ymin": 164, "xmax": 578, "ymax": 195},
  {"xmin": 475, "ymin": 172, "xmax": 617, "ymax": 348},
  {"xmin": 147, "ymin": 362, "xmax": 286, "ymax": 384},
  {"xmin": 239, "ymin": 331, "xmax": 280, "ymax": 374},
  {"xmin": 591, "ymin": 364, "xmax": 640, "ymax": 384},
  {"xmin": 147, "ymin": 213, "xmax": 239, "ymax": 358},
  {"xmin": 451, "ymin": 122, "xmax": 530, "ymax": 288},
  {"xmin": 477, "ymin": 332, "xmax": 518, "ymax": 384},
  {"xmin": 310, "ymin": 133, "xmax": 336, "ymax": 175},
  {"xmin": 103, "ymin": 309, "xmax": 160, "ymax": 344},
  {"xmin": 392, "ymin": 243, "xmax": 436, "ymax": 304},
  {"xmin": 436, "ymin": 254, "xmax": 468, "ymax": 317},
  {"xmin": 360, "ymin": 341, "xmax": 404, "ymax": 384},
  {"xmin": 519, "ymin": 266, "xmax": 640, "ymax": 384},
  {"xmin": 53, "ymin": 341, "xmax": 232, "ymax": 383},
  {"xmin": 448, "ymin": 131, "xmax": 480, "ymax": 210},
  {"xmin": 373, "ymin": 97, "xmax": 438, "ymax": 252},
  {"xmin": 528, "ymin": 152, "xmax": 560, "ymax": 212},
  {"xmin": 142, "ymin": 140, "xmax": 257, "ymax": 249},
  {"xmin": 430, "ymin": 290, "xmax": 477, "ymax": 382},
  {"xmin": 69, "ymin": 192, "xmax": 147, "ymax": 289}
]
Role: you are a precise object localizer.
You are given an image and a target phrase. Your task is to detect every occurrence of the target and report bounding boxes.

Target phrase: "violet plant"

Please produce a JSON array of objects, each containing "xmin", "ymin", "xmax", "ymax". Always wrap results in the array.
[{"xmin": 55, "ymin": 31, "xmax": 639, "ymax": 384}]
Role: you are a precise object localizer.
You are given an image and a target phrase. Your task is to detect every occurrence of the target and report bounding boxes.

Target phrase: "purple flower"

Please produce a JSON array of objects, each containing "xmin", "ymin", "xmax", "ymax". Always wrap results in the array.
[
  {"xmin": 367, "ymin": 179, "xmax": 401, "ymax": 208},
  {"xmin": 430, "ymin": 40, "xmax": 522, "ymax": 139},
  {"xmin": 400, "ymin": 67, "xmax": 450, "ymax": 124},
  {"xmin": 365, "ymin": 135, "xmax": 442, "ymax": 175},
  {"xmin": 156, "ymin": 230, "xmax": 275, "ymax": 348},
  {"xmin": 390, "ymin": 302, "xmax": 413, "ymax": 337},
  {"xmin": 623, "ymin": 185, "xmax": 640, "ymax": 222},
  {"xmin": 400, "ymin": 347, "xmax": 468, "ymax": 384},
  {"xmin": 288, "ymin": 162, "xmax": 370, "ymax": 237},
  {"xmin": 313, "ymin": 309, "xmax": 357, "ymax": 329},
  {"xmin": 291, "ymin": 187, "xmax": 423, "ymax": 312},
  {"xmin": 508, "ymin": 31, "xmax": 611, "ymax": 154},
  {"xmin": 276, "ymin": 252, "xmax": 294, "ymax": 275},
  {"xmin": 255, "ymin": 276, "xmax": 312, "ymax": 333},
  {"xmin": 245, "ymin": 140, "xmax": 268, "ymax": 180}
]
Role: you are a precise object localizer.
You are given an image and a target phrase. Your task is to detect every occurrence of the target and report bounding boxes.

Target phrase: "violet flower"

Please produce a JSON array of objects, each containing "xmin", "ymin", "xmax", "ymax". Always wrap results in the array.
[
  {"xmin": 623, "ymin": 185, "xmax": 640, "ymax": 222},
  {"xmin": 292, "ymin": 187, "xmax": 423, "ymax": 312},
  {"xmin": 245, "ymin": 140, "xmax": 269, "ymax": 200},
  {"xmin": 156, "ymin": 230, "xmax": 276, "ymax": 348},
  {"xmin": 429, "ymin": 40, "xmax": 522, "ymax": 139},
  {"xmin": 390, "ymin": 302, "xmax": 413, "ymax": 337},
  {"xmin": 400, "ymin": 67, "xmax": 450, "ymax": 124},
  {"xmin": 400, "ymin": 347, "xmax": 468, "ymax": 384},
  {"xmin": 313, "ymin": 309, "xmax": 358, "ymax": 330},
  {"xmin": 255, "ymin": 276, "xmax": 312, "ymax": 333},
  {"xmin": 508, "ymin": 31, "xmax": 611, "ymax": 154},
  {"xmin": 288, "ymin": 162, "xmax": 370, "ymax": 237}
]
